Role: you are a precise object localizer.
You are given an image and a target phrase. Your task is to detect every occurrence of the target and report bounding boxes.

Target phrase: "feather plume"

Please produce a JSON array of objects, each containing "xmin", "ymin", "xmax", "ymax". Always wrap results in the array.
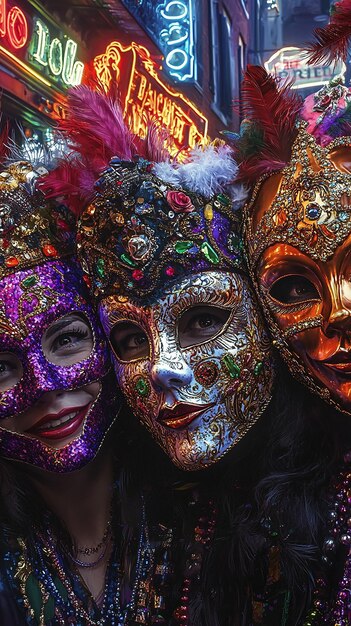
[
  {"xmin": 39, "ymin": 157, "xmax": 96, "ymax": 216},
  {"xmin": 235, "ymin": 66, "xmax": 302, "ymax": 183},
  {"xmin": 154, "ymin": 145, "xmax": 238, "ymax": 199},
  {"xmin": 319, "ymin": 100, "xmax": 351, "ymax": 137},
  {"xmin": 306, "ymin": 0, "xmax": 351, "ymax": 65},
  {"xmin": 59, "ymin": 86, "xmax": 135, "ymax": 163}
]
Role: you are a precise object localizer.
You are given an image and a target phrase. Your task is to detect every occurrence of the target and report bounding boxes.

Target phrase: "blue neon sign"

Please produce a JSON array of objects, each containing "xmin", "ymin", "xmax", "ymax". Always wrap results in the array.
[{"xmin": 121, "ymin": 0, "xmax": 195, "ymax": 82}]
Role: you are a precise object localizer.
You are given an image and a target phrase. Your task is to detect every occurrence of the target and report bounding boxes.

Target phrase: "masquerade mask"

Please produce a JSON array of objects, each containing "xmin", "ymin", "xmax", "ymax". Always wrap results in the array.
[
  {"xmin": 100, "ymin": 270, "xmax": 274, "ymax": 470},
  {"xmin": 38, "ymin": 88, "xmax": 275, "ymax": 469},
  {"xmin": 244, "ymin": 124, "xmax": 351, "ymax": 414},
  {"xmin": 0, "ymin": 162, "xmax": 116, "ymax": 471},
  {"xmin": 74, "ymin": 145, "xmax": 275, "ymax": 470}
]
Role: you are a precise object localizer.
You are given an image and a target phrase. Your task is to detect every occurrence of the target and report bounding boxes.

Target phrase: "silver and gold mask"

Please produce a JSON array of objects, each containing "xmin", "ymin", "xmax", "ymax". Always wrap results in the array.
[{"xmin": 100, "ymin": 270, "xmax": 274, "ymax": 470}]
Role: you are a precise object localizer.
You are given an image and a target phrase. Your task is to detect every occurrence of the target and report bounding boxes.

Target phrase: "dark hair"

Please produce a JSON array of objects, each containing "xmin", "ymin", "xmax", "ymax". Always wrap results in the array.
[{"xmin": 196, "ymin": 361, "xmax": 347, "ymax": 626}]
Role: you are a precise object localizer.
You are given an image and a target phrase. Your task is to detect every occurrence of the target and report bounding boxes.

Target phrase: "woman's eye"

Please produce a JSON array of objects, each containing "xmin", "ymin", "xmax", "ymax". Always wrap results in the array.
[
  {"xmin": 110, "ymin": 322, "xmax": 150, "ymax": 362},
  {"xmin": 178, "ymin": 306, "xmax": 231, "ymax": 348},
  {"xmin": 0, "ymin": 353, "xmax": 23, "ymax": 392},
  {"xmin": 269, "ymin": 275, "xmax": 320, "ymax": 305},
  {"xmin": 43, "ymin": 314, "xmax": 94, "ymax": 366}
]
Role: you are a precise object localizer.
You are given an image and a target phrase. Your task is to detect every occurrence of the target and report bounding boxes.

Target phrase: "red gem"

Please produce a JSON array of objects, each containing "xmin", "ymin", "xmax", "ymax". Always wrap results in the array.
[
  {"xmin": 42, "ymin": 244, "xmax": 58, "ymax": 257},
  {"xmin": 132, "ymin": 269, "xmax": 144, "ymax": 281},
  {"xmin": 194, "ymin": 360, "xmax": 219, "ymax": 387},
  {"xmin": 2, "ymin": 239, "xmax": 9, "ymax": 249},
  {"xmin": 165, "ymin": 265, "xmax": 176, "ymax": 277},
  {"xmin": 5, "ymin": 256, "xmax": 19, "ymax": 267},
  {"xmin": 83, "ymin": 274, "xmax": 92, "ymax": 288},
  {"xmin": 116, "ymin": 180, "xmax": 123, "ymax": 186}
]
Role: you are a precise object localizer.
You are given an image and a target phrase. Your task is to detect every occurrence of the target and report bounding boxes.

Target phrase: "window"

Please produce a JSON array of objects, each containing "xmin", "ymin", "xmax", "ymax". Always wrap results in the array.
[{"xmin": 210, "ymin": 1, "xmax": 234, "ymax": 122}]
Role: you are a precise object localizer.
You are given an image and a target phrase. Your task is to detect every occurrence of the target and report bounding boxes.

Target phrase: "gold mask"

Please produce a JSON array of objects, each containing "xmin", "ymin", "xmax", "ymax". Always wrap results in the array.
[{"xmin": 244, "ymin": 123, "xmax": 351, "ymax": 414}]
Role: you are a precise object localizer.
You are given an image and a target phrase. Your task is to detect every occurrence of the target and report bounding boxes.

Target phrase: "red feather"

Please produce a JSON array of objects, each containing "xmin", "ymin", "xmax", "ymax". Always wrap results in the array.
[
  {"xmin": 59, "ymin": 86, "xmax": 136, "ymax": 164},
  {"xmin": 306, "ymin": 0, "xmax": 351, "ymax": 64},
  {"xmin": 39, "ymin": 157, "xmax": 96, "ymax": 217},
  {"xmin": 237, "ymin": 66, "xmax": 302, "ymax": 183}
]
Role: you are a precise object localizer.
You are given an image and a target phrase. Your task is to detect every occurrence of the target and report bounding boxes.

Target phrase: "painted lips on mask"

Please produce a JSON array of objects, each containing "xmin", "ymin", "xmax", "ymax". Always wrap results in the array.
[{"xmin": 158, "ymin": 402, "xmax": 216, "ymax": 430}]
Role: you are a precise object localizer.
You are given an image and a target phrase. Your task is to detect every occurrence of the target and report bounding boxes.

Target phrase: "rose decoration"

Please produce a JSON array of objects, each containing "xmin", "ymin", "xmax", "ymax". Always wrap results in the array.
[
  {"xmin": 128, "ymin": 234, "xmax": 153, "ymax": 261},
  {"xmin": 166, "ymin": 190, "xmax": 194, "ymax": 213}
]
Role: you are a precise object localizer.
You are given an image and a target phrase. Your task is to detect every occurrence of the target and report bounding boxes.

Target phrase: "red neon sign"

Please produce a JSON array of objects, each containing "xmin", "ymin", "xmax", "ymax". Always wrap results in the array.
[
  {"xmin": 0, "ymin": 0, "xmax": 28, "ymax": 49},
  {"xmin": 93, "ymin": 42, "xmax": 208, "ymax": 154}
]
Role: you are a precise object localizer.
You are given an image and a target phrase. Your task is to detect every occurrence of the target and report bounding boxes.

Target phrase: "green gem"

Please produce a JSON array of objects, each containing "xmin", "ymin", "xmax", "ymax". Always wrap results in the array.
[
  {"xmin": 217, "ymin": 193, "xmax": 230, "ymax": 205},
  {"xmin": 222, "ymin": 354, "xmax": 240, "ymax": 379},
  {"xmin": 135, "ymin": 377, "xmax": 150, "ymax": 397},
  {"xmin": 121, "ymin": 253, "xmax": 136, "ymax": 267},
  {"xmin": 175, "ymin": 241, "xmax": 194, "ymax": 254},
  {"xmin": 254, "ymin": 361, "xmax": 263, "ymax": 376},
  {"xmin": 96, "ymin": 258, "xmax": 105, "ymax": 278},
  {"xmin": 22, "ymin": 275, "xmax": 37, "ymax": 289},
  {"xmin": 201, "ymin": 242, "xmax": 219, "ymax": 264}
]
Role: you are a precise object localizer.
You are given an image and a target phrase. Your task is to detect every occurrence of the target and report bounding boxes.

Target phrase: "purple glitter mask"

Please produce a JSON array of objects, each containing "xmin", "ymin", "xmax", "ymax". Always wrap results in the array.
[{"xmin": 0, "ymin": 259, "xmax": 116, "ymax": 472}]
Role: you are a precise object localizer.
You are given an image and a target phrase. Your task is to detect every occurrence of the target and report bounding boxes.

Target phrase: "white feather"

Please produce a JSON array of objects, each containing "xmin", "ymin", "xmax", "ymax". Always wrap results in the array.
[
  {"xmin": 155, "ymin": 145, "xmax": 239, "ymax": 199},
  {"xmin": 153, "ymin": 161, "xmax": 182, "ymax": 186}
]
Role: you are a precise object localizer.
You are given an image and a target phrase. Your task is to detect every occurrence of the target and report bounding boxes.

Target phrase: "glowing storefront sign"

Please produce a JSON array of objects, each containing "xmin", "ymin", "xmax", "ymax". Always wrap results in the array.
[
  {"xmin": 0, "ymin": 0, "xmax": 27, "ymax": 49},
  {"xmin": 29, "ymin": 18, "xmax": 84, "ymax": 86},
  {"xmin": 94, "ymin": 41, "xmax": 207, "ymax": 153},
  {"xmin": 121, "ymin": 0, "xmax": 195, "ymax": 82},
  {"xmin": 265, "ymin": 47, "xmax": 346, "ymax": 89},
  {"xmin": 0, "ymin": 0, "xmax": 84, "ymax": 90}
]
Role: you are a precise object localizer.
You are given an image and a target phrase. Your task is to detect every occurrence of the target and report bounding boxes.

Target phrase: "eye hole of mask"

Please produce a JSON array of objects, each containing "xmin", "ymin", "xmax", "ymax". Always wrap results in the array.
[
  {"xmin": 0, "ymin": 353, "xmax": 23, "ymax": 392},
  {"xmin": 110, "ymin": 321, "xmax": 150, "ymax": 362},
  {"xmin": 269, "ymin": 275, "xmax": 320, "ymax": 306},
  {"xmin": 42, "ymin": 313, "xmax": 94, "ymax": 367},
  {"xmin": 178, "ymin": 305, "xmax": 231, "ymax": 348}
]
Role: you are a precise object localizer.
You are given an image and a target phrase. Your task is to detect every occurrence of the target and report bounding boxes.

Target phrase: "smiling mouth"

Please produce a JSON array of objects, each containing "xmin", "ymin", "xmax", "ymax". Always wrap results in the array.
[
  {"xmin": 158, "ymin": 402, "xmax": 215, "ymax": 430},
  {"xmin": 315, "ymin": 351, "xmax": 351, "ymax": 377},
  {"xmin": 25, "ymin": 404, "xmax": 91, "ymax": 441}
]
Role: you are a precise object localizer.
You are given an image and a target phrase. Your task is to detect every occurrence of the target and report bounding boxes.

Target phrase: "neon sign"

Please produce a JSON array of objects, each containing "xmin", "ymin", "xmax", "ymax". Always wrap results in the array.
[
  {"xmin": 120, "ymin": 0, "xmax": 195, "ymax": 82},
  {"xmin": 29, "ymin": 18, "xmax": 84, "ymax": 87},
  {"xmin": 265, "ymin": 47, "xmax": 346, "ymax": 90},
  {"xmin": 93, "ymin": 41, "xmax": 207, "ymax": 153},
  {"xmin": 0, "ymin": 0, "xmax": 28, "ymax": 49}
]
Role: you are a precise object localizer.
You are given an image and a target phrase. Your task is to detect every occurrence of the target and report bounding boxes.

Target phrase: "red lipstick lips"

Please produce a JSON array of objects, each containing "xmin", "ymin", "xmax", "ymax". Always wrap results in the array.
[
  {"xmin": 26, "ymin": 404, "xmax": 91, "ymax": 441},
  {"xmin": 158, "ymin": 402, "xmax": 215, "ymax": 430}
]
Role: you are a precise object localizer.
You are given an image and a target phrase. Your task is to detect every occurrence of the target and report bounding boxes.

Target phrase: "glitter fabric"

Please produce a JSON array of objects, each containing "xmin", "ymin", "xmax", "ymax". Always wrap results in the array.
[{"xmin": 0, "ymin": 259, "xmax": 116, "ymax": 472}]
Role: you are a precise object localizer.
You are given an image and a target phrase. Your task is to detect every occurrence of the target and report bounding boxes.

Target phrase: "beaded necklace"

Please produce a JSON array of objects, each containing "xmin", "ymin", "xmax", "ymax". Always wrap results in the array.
[
  {"xmin": 304, "ymin": 451, "xmax": 351, "ymax": 626},
  {"xmin": 11, "ymin": 496, "xmax": 155, "ymax": 626}
]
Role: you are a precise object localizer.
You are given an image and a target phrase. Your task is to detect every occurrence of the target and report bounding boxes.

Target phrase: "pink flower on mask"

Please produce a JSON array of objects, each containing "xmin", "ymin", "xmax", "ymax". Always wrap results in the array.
[{"xmin": 166, "ymin": 190, "xmax": 194, "ymax": 213}]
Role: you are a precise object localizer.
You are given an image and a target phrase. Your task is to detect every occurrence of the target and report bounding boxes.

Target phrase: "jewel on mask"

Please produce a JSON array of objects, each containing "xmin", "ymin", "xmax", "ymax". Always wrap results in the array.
[
  {"xmin": 128, "ymin": 234, "xmax": 153, "ymax": 262},
  {"xmin": 6, "ymin": 256, "xmax": 19, "ymax": 267},
  {"xmin": 194, "ymin": 361, "xmax": 219, "ymax": 387},
  {"xmin": 21, "ymin": 275, "xmax": 37, "ymax": 289},
  {"xmin": 222, "ymin": 354, "xmax": 241, "ymax": 379},
  {"xmin": 132, "ymin": 269, "xmax": 144, "ymax": 281},
  {"xmin": 42, "ymin": 244, "xmax": 58, "ymax": 257},
  {"xmin": 175, "ymin": 241, "xmax": 194, "ymax": 254},
  {"xmin": 201, "ymin": 242, "xmax": 219, "ymax": 265},
  {"xmin": 165, "ymin": 266, "xmax": 176, "ymax": 277},
  {"xmin": 254, "ymin": 361, "xmax": 263, "ymax": 376},
  {"xmin": 96, "ymin": 258, "xmax": 105, "ymax": 278},
  {"xmin": 135, "ymin": 376, "xmax": 150, "ymax": 398},
  {"xmin": 120, "ymin": 253, "xmax": 136, "ymax": 267}
]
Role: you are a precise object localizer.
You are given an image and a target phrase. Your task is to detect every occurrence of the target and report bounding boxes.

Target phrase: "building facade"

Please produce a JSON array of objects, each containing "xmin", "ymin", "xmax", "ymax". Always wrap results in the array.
[{"xmin": 0, "ymin": 0, "xmax": 259, "ymax": 156}]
